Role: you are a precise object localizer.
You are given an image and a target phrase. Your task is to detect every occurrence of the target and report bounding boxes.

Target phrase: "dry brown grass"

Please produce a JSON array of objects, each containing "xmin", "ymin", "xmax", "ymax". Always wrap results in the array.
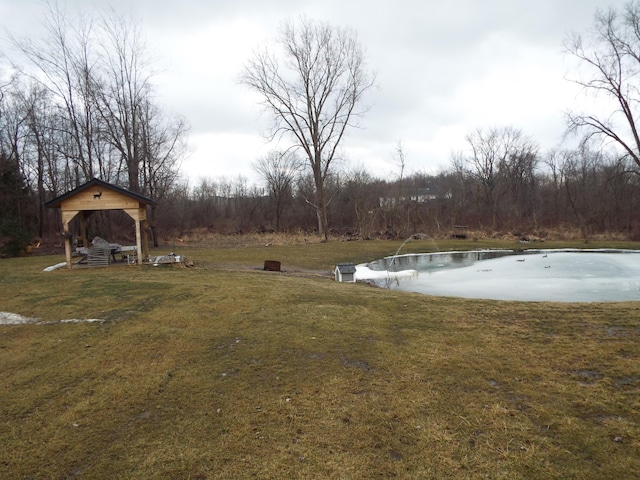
[
  {"xmin": 164, "ymin": 230, "xmax": 319, "ymax": 248},
  {"xmin": 163, "ymin": 226, "xmax": 639, "ymax": 246},
  {"xmin": 1, "ymin": 239, "xmax": 639, "ymax": 478}
]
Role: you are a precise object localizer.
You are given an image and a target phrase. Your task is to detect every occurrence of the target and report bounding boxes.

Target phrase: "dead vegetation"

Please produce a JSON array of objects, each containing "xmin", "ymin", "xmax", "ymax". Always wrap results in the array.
[{"xmin": 160, "ymin": 227, "xmax": 637, "ymax": 249}]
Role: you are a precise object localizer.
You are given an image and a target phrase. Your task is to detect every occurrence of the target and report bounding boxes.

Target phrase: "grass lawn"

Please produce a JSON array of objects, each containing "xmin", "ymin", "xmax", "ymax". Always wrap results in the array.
[{"xmin": 1, "ymin": 237, "xmax": 639, "ymax": 479}]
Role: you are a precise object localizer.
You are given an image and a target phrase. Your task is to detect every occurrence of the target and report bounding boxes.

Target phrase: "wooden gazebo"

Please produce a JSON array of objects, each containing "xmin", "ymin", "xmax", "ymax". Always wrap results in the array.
[{"xmin": 45, "ymin": 178, "xmax": 155, "ymax": 269}]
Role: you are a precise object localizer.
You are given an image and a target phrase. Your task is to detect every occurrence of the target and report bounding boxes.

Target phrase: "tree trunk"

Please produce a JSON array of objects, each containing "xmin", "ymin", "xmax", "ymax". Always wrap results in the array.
[{"xmin": 315, "ymin": 194, "xmax": 329, "ymax": 241}]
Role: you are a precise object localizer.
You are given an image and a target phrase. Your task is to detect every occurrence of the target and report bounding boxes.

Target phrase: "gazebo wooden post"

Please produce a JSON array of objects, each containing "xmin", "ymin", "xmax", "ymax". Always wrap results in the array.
[
  {"xmin": 61, "ymin": 210, "xmax": 79, "ymax": 270},
  {"xmin": 141, "ymin": 218, "xmax": 150, "ymax": 259},
  {"xmin": 135, "ymin": 215, "xmax": 143, "ymax": 265},
  {"xmin": 63, "ymin": 221, "xmax": 71, "ymax": 270},
  {"xmin": 124, "ymin": 207, "xmax": 146, "ymax": 265}
]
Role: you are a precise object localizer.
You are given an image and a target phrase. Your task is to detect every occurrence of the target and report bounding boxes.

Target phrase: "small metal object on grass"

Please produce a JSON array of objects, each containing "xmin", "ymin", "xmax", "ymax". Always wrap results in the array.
[{"xmin": 264, "ymin": 260, "xmax": 281, "ymax": 271}]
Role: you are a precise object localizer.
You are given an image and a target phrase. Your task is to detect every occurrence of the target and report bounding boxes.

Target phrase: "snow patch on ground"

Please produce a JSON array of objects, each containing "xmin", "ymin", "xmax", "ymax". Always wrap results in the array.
[
  {"xmin": 0, "ymin": 312, "xmax": 104, "ymax": 325},
  {"xmin": 354, "ymin": 265, "xmax": 418, "ymax": 282},
  {"xmin": 43, "ymin": 262, "xmax": 68, "ymax": 272}
]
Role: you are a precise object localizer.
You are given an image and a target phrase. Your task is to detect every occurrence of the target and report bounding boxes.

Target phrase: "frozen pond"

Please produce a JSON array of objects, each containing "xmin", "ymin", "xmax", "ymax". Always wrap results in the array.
[{"xmin": 356, "ymin": 249, "xmax": 640, "ymax": 302}]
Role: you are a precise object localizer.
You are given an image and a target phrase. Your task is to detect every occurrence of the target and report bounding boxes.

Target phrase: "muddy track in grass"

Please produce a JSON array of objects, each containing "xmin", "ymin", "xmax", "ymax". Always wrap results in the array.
[{"xmin": 196, "ymin": 261, "xmax": 335, "ymax": 280}]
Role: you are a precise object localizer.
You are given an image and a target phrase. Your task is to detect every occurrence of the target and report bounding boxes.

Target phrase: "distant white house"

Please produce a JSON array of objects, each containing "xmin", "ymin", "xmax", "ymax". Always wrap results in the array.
[
  {"xmin": 379, "ymin": 188, "xmax": 438, "ymax": 209},
  {"xmin": 335, "ymin": 263, "xmax": 357, "ymax": 282}
]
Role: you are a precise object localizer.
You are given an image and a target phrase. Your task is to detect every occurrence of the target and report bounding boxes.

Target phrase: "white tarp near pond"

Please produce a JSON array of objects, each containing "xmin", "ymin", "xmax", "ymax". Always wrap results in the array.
[{"xmin": 356, "ymin": 249, "xmax": 640, "ymax": 302}]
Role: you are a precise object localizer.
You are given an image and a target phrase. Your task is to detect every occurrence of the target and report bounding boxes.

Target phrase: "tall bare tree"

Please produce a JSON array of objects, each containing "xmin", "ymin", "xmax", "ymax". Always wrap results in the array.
[
  {"xmin": 566, "ymin": 1, "xmax": 640, "ymax": 171},
  {"xmin": 10, "ymin": 3, "xmax": 100, "ymax": 182},
  {"xmin": 254, "ymin": 150, "xmax": 303, "ymax": 231},
  {"xmin": 139, "ymin": 99, "xmax": 188, "ymax": 245},
  {"xmin": 94, "ymin": 11, "xmax": 151, "ymax": 192},
  {"xmin": 393, "ymin": 140, "xmax": 407, "ymax": 204},
  {"xmin": 240, "ymin": 17, "xmax": 375, "ymax": 240},
  {"xmin": 15, "ymin": 82, "xmax": 59, "ymax": 237},
  {"xmin": 343, "ymin": 166, "xmax": 377, "ymax": 239},
  {"xmin": 461, "ymin": 127, "xmax": 538, "ymax": 229}
]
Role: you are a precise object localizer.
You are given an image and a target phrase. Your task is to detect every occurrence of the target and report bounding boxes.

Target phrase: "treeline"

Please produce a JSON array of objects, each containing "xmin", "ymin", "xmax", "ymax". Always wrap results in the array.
[
  {"xmin": 2, "ymin": 122, "xmax": 639, "ymax": 254},
  {"xmin": 158, "ymin": 139, "xmax": 639, "ymax": 242},
  {"xmin": 2, "ymin": 4, "xmax": 640, "ymax": 256},
  {"xmin": 0, "ymin": 4, "xmax": 185, "ymax": 254},
  {"xmin": 3, "ymin": 94, "xmax": 640, "ymax": 255}
]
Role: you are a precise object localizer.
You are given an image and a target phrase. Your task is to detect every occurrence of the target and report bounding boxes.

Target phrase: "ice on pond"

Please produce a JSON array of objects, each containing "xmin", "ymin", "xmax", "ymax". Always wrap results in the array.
[{"xmin": 356, "ymin": 249, "xmax": 640, "ymax": 302}]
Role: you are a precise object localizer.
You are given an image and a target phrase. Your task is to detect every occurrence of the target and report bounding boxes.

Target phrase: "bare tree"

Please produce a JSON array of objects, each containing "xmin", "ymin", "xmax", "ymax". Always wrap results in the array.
[
  {"xmin": 254, "ymin": 150, "xmax": 303, "ymax": 231},
  {"xmin": 13, "ymin": 82, "xmax": 58, "ymax": 237},
  {"xmin": 392, "ymin": 139, "xmax": 406, "ymax": 206},
  {"xmin": 10, "ymin": 2, "xmax": 187, "ymax": 197},
  {"xmin": 558, "ymin": 148, "xmax": 602, "ymax": 240},
  {"xmin": 93, "ymin": 10, "xmax": 152, "ymax": 192},
  {"xmin": 139, "ymin": 99, "xmax": 188, "ymax": 245},
  {"xmin": 343, "ymin": 166, "xmax": 377, "ymax": 239},
  {"xmin": 566, "ymin": 1, "xmax": 640, "ymax": 171},
  {"xmin": 449, "ymin": 151, "xmax": 470, "ymax": 225},
  {"xmin": 10, "ymin": 2, "xmax": 101, "ymax": 182},
  {"xmin": 462, "ymin": 127, "xmax": 538, "ymax": 229},
  {"xmin": 240, "ymin": 16, "xmax": 375, "ymax": 240}
]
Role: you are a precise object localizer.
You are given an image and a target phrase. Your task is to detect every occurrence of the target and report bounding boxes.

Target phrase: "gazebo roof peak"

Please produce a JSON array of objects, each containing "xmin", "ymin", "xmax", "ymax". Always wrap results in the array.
[{"xmin": 45, "ymin": 178, "xmax": 156, "ymax": 209}]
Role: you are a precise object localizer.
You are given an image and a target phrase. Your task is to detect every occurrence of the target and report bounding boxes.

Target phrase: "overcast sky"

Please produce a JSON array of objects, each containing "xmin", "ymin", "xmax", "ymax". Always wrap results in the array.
[{"xmin": 0, "ymin": 0, "xmax": 628, "ymax": 184}]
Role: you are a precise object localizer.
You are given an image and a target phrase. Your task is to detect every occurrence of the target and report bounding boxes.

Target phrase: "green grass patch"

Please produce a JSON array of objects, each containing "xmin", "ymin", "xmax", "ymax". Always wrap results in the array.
[{"xmin": 1, "ymin": 239, "xmax": 639, "ymax": 478}]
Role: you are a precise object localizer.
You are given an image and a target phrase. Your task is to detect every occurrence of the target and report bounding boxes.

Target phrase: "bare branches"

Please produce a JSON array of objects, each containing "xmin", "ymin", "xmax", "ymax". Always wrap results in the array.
[
  {"xmin": 254, "ymin": 150, "xmax": 303, "ymax": 230},
  {"xmin": 566, "ymin": 1, "xmax": 640, "ymax": 169},
  {"xmin": 461, "ymin": 126, "xmax": 539, "ymax": 229},
  {"xmin": 240, "ymin": 16, "xmax": 375, "ymax": 239},
  {"xmin": 6, "ymin": 1, "xmax": 186, "ymax": 199}
]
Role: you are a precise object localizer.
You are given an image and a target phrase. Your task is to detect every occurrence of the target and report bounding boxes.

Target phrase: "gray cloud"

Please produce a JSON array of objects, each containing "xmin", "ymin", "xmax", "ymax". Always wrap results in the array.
[{"xmin": 1, "ymin": 0, "xmax": 628, "ymax": 181}]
